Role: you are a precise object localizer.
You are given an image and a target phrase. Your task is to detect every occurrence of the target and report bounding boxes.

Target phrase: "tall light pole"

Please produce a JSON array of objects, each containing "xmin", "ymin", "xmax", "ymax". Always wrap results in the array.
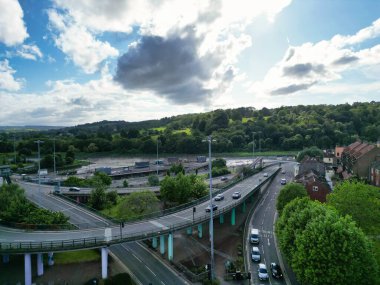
[
  {"xmin": 156, "ymin": 139, "xmax": 160, "ymax": 175},
  {"xmin": 53, "ymin": 138, "xmax": 56, "ymax": 175},
  {"xmin": 35, "ymin": 140, "xmax": 44, "ymax": 190},
  {"xmin": 203, "ymin": 135, "xmax": 215, "ymax": 281}
]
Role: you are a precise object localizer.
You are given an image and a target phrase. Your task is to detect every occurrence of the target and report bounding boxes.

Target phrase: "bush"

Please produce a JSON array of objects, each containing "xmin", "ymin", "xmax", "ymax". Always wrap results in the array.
[
  {"xmin": 123, "ymin": 180, "xmax": 128, "ymax": 187},
  {"xmin": 148, "ymin": 174, "xmax": 159, "ymax": 186}
]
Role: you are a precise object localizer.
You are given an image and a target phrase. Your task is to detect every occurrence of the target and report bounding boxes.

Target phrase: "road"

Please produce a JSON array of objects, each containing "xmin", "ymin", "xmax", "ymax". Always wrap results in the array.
[
  {"xmin": 17, "ymin": 183, "xmax": 188, "ymax": 285},
  {"xmin": 246, "ymin": 162, "xmax": 299, "ymax": 285}
]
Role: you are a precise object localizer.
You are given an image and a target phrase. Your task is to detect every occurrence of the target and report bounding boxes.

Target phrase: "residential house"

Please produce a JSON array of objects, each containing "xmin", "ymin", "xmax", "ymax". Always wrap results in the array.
[
  {"xmin": 335, "ymin": 146, "xmax": 345, "ymax": 164},
  {"xmin": 295, "ymin": 170, "xmax": 331, "ymax": 202},
  {"xmin": 341, "ymin": 141, "xmax": 380, "ymax": 180},
  {"xmin": 298, "ymin": 157, "xmax": 326, "ymax": 176},
  {"xmin": 370, "ymin": 160, "xmax": 380, "ymax": 187}
]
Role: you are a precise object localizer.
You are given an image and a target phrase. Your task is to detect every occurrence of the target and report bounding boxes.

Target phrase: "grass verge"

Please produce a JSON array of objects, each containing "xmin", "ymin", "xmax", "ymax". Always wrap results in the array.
[{"xmin": 54, "ymin": 250, "xmax": 100, "ymax": 265}]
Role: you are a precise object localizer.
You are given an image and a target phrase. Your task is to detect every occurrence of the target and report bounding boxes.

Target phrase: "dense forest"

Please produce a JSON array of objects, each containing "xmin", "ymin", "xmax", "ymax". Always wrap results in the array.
[{"xmin": 0, "ymin": 102, "xmax": 379, "ymax": 166}]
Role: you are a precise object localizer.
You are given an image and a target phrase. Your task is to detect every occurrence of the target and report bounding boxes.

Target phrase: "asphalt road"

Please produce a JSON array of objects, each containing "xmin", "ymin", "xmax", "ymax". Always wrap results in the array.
[
  {"xmin": 17, "ymin": 184, "xmax": 188, "ymax": 285},
  {"xmin": 246, "ymin": 162, "xmax": 299, "ymax": 285}
]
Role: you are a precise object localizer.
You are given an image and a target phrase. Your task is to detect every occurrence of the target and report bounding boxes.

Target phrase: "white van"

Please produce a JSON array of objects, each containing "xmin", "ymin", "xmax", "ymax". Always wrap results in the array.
[
  {"xmin": 251, "ymin": 246, "xmax": 261, "ymax": 262},
  {"xmin": 250, "ymin": 228, "xmax": 260, "ymax": 244}
]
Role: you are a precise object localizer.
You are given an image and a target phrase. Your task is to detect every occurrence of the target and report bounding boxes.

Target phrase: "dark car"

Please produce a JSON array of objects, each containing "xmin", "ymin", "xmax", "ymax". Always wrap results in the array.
[
  {"xmin": 221, "ymin": 176, "xmax": 229, "ymax": 181},
  {"xmin": 205, "ymin": 204, "xmax": 218, "ymax": 212},
  {"xmin": 232, "ymin": 191, "xmax": 241, "ymax": 199},
  {"xmin": 270, "ymin": 263, "xmax": 283, "ymax": 279},
  {"xmin": 214, "ymin": 194, "xmax": 224, "ymax": 201},
  {"xmin": 69, "ymin": 187, "xmax": 80, "ymax": 192}
]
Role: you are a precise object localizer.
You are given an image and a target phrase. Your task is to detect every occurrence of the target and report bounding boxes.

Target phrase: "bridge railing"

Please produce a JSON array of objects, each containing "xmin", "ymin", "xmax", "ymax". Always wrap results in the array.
[{"xmin": 0, "ymin": 172, "xmax": 278, "ymax": 254}]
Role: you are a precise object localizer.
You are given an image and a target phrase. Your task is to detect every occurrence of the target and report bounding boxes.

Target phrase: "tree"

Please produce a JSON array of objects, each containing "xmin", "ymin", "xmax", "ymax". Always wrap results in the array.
[
  {"xmin": 88, "ymin": 185, "xmax": 108, "ymax": 210},
  {"xmin": 276, "ymin": 183, "xmax": 308, "ymax": 214},
  {"xmin": 292, "ymin": 211, "xmax": 378, "ymax": 285},
  {"xmin": 123, "ymin": 180, "xmax": 129, "ymax": 187},
  {"xmin": 327, "ymin": 180, "xmax": 380, "ymax": 235},
  {"xmin": 212, "ymin": 158, "xmax": 227, "ymax": 168},
  {"xmin": 65, "ymin": 145, "xmax": 76, "ymax": 164},
  {"xmin": 118, "ymin": 191, "xmax": 160, "ymax": 220},
  {"xmin": 169, "ymin": 163, "xmax": 185, "ymax": 175},
  {"xmin": 148, "ymin": 174, "xmax": 159, "ymax": 186},
  {"xmin": 106, "ymin": 190, "xmax": 118, "ymax": 206},
  {"xmin": 296, "ymin": 146, "xmax": 323, "ymax": 162},
  {"xmin": 92, "ymin": 171, "xmax": 112, "ymax": 186}
]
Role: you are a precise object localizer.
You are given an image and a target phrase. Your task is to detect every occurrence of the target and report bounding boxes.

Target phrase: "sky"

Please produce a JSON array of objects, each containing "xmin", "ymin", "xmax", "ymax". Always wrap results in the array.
[{"xmin": 0, "ymin": 0, "xmax": 379, "ymax": 126}]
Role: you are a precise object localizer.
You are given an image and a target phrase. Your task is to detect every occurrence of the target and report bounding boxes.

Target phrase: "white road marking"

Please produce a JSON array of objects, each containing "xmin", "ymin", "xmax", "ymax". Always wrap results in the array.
[
  {"xmin": 149, "ymin": 220, "xmax": 169, "ymax": 230},
  {"xmin": 161, "ymin": 281, "xmax": 166, "ymax": 285},
  {"xmin": 268, "ymin": 238, "xmax": 270, "ymax": 246},
  {"xmin": 172, "ymin": 214, "xmax": 192, "ymax": 221},
  {"xmin": 132, "ymin": 253, "xmax": 142, "ymax": 263},
  {"xmin": 145, "ymin": 265, "xmax": 157, "ymax": 277}
]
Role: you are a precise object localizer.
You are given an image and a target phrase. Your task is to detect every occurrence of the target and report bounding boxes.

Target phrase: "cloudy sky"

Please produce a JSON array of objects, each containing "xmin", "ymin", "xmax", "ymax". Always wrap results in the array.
[{"xmin": 0, "ymin": 0, "xmax": 379, "ymax": 126}]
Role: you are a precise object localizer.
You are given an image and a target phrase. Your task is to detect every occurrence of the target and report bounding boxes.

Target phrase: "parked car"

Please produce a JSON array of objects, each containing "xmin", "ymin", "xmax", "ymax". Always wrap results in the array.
[
  {"xmin": 263, "ymin": 173, "xmax": 268, "ymax": 177},
  {"xmin": 270, "ymin": 263, "xmax": 283, "ymax": 279},
  {"xmin": 251, "ymin": 247, "xmax": 261, "ymax": 262},
  {"xmin": 280, "ymin": 178, "xmax": 287, "ymax": 185},
  {"xmin": 232, "ymin": 191, "xmax": 241, "ymax": 199},
  {"xmin": 281, "ymin": 170, "xmax": 286, "ymax": 174},
  {"xmin": 69, "ymin": 187, "xmax": 80, "ymax": 192},
  {"xmin": 205, "ymin": 204, "xmax": 218, "ymax": 212},
  {"xmin": 258, "ymin": 263, "xmax": 269, "ymax": 281},
  {"xmin": 221, "ymin": 176, "xmax": 229, "ymax": 181},
  {"xmin": 214, "ymin": 194, "xmax": 224, "ymax": 201}
]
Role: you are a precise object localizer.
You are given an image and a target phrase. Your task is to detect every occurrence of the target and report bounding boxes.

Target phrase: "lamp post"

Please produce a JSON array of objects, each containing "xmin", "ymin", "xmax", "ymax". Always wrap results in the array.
[
  {"xmin": 203, "ymin": 135, "xmax": 215, "ymax": 281},
  {"xmin": 53, "ymin": 138, "xmax": 56, "ymax": 175},
  {"xmin": 156, "ymin": 139, "xmax": 160, "ymax": 175},
  {"xmin": 34, "ymin": 140, "xmax": 44, "ymax": 191}
]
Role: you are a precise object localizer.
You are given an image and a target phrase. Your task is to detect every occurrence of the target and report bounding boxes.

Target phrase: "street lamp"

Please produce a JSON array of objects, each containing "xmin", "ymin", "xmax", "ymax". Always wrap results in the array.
[
  {"xmin": 34, "ymin": 140, "xmax": 44, "ymax": 190},
  {"xmin": 203, "ymin": 135, "xmax": 216, "ymax": 281}
]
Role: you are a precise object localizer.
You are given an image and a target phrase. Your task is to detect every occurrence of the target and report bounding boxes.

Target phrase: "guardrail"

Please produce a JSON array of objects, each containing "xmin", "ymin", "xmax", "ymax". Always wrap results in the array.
[{"xmin": 0, "ymin": 171, "xmax": 278, "ymax": 254}]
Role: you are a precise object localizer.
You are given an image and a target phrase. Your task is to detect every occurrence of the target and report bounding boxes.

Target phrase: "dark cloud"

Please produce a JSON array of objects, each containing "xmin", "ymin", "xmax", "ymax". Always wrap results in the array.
[
  {"xmin": 333, "ymin": 55, "xmax": 359, "ymax": 65},
  {"xmin": 71, "ymin": 97, "xmax": 90, "ymax": 106},
  {"xmin": 270, "ymin": 82, "xmax": 316, "ymax": 95},
  {"xmin": 283, "ymin": 63, "xmax": 326, "ymax": 78},
  {"xmin": 28, "ymin": 107, "xmax": 55, "ymax": 118},
  {"xmin": 114, "ymin": 27, "xmax": 226, "ymax": 104}
]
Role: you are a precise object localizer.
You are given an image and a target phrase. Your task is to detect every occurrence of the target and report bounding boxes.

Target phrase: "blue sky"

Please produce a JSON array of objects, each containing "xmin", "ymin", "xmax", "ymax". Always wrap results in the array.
[{"xmin": 0, "ymin": 0, "xmax": 379, "ymax": 126}]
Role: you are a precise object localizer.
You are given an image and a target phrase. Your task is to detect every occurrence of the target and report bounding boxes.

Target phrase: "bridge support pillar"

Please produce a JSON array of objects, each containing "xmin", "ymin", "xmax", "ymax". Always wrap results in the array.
[
  {"xmin": 37, "ymin": 253, "xmax": 44, "ymax": 276},
  {"xmin": 186, "ymin": 227, "xmax": 192, "ymax": 235},
  {"xmin": 160, "ymin": 235, "xmax": 165, "ymax": 255},
  {"xmin": 242, "ymin": 201, "xmax": 246, "ymax": 213},
  {"xmin": 219, "ymin": 213, "xmax": 224, "ymax": 224},
  {"xmin": 47, "ymin": 252, "xmax": 54, "ymax": 266},
  {"xmin": 197, "ymin": 224, "xmax": 203, "ymax": 238},
  {"xmin": 231, "ymin": 208, "xmax": 236, "ymax": 226},
  {"xmin": 24, "ymin": 253, "xmax": 32, "ymax": 285},
  {"xmin": 101, "ymin": 247, "xmax": 108, "ymax": 279},
  {"xmin": 152, "ymin": 237, "xmax": 158, "ymax": 248},
  {"xmin": 168, "ymin": 233, "xmax": 173, "ymax": 261},
  {"xmin": 2, "ymin": 254, "xmax": 9, "ymax": 264}
]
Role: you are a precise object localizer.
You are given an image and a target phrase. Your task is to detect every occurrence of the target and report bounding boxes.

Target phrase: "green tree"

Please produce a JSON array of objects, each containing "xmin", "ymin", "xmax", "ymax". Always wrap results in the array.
[
  {"xmin": 169, "ymin": 163, "xmax": 185, "ymax": 175},
  {"xmin": 118, "ymin": 191, "xmax": 160, "ymax": 220},
  {"xmin": 88, "ymin": 185, "xmax": 108, "ymax": 210},
  {"xmin": 296, "ymin": 146, "xmax": 323, "ymax": 162},
  {"xmin": 212, "ymin": 158, "xmax": 227, "ymax": 168},
  {"xmin": 292, "ymin": 211, "xmax": 378, "ymax": 285},
  {"xmin": 123, "ymin": 180, "xmax": 129, "ymax": 187},
  {"xmin": 327, "ymin": 180, "xmax": 380, "ymax": 235},
  {"xmin": 92, "ymin": 171, "xmax": 112, "ymax": 186},
  {"xmin": 106, "ymin": 190, "xmax": 118, "ymax": 206},
  {"xmin": 189, "ymin": 174, "xmax": 208, "ymax": 198},
  {"xmin": 276, "ymin": 183, "xmax": 308, "ymax": 214},
  {"xmin": 148, "ymin": 174, "xmax": 160, "ymax": 186}
]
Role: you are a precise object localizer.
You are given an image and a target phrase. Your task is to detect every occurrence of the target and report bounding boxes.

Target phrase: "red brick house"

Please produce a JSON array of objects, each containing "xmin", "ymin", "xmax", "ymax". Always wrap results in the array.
[
  {"xmin": 370, "ymin": 161, "xmax": 380, "ymax": 187},
  {"xmin": 295, "ymin": 170, "xmax": 331, "ymax": 202}
]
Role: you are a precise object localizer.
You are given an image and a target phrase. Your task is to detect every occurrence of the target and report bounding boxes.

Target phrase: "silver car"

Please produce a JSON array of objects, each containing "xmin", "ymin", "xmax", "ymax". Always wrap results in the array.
[
  {"xmin": 258, "ymin": 263, "xmax": 269, "ymax": 281},
  {"xmin": 251, "ymin": 247, "xmax": 261, "ymax": 262}
]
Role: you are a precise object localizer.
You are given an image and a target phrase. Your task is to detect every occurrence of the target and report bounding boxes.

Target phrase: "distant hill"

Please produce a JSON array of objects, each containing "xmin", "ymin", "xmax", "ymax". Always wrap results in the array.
[{"xmin": 0, "ymin": 126, "xmax": 63, "ymax": 133}]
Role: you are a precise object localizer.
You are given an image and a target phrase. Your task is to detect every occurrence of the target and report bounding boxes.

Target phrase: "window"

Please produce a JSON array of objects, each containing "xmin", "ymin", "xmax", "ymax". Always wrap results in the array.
[{"xmin": 312, "ymin": 186, "xmax": 318, "ymax": 192}]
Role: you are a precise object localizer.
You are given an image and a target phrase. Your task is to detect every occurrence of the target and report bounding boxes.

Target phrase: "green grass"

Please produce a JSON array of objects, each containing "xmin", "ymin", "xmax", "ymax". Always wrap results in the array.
[
  {"xmin": 173, "ymin": 128, "xmax": 191, "ymax": 135},
  {"xmin": 242, "ymin": 117, "xmax": 255, "ymax": 123},
  {"xmin": 54, "ymin": 250, "xmax": 100, "ymax": 264},
  {"xmin": 151, "ymin": 127, "xmax": 166, "ymax": 132}
]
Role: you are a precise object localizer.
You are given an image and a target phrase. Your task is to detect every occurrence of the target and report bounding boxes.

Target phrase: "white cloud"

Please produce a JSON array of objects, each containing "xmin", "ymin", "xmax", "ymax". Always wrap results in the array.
[
  {"xmin": 0, "ymin": 60, "xmax": 23, "ymax": 91},
  {"xmin": 0, "ymin": 0, "xmax": 28, "ymax": 46},
  {"xmin": 48, "ymin": 10, "xmax": 119, "ymax": 74},
  {"xmin": 6, "ymin": 44, "xmax": 44, "ymax": 60},
  {"xmin": 249, "ymin": 17, "xmax": 380, "ymax": 97}
]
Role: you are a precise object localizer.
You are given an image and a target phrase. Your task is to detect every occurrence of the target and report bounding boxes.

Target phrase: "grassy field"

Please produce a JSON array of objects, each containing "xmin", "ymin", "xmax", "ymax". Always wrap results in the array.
[
  {"xmin": 151, "ymin": 126, "xmax": 166, "ymax": 132},
  {"xmin": 173, "ymin": 128, "xmax": 191, "ymax": 135},
  {"xmin": 54, "ymin": 250, "xmax": 100, "ymax": 264},
  {"xmin": 242, "ymin": 117, "xmax": 255, "ymax": 123}
]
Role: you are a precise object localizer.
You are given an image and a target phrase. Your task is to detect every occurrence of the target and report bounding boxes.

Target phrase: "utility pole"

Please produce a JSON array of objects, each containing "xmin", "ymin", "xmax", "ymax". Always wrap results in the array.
[
  {"xmin": 13, "ymin": 136, "xmax": 16, "ymax": 164},
  {"xmin": 156, "ymin": 139, "xmax": 160, "ymax": 175},
  {"xmin": 34, "ymin": 140, "xmax": 44, "ymax": 191},
  {"xmin": 53, "ymin": 138, "xmax": 56, "ymax": 175}
]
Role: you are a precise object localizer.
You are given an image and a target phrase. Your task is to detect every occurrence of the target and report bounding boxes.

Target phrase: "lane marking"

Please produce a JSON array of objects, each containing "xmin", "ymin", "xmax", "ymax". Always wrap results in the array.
[
  {"xmin": 149, "ymin": 220, "xmax": 169, "ymax": 230},
  {"xmin": 268, "ymin": 238, "xmax": 270, "ymax": 246},
  {"xmin": 172, "ymin": 214, "xmax": 192, "ymax": 221},
  {"xmin": 132, "ymin": 253, "xmax": 142, "ymax": 263},
  {"xmin": 145, "ymin": 265, "xmax": 157, "ymax": 277},
  {"xmin": 161, "ymin": 281, "xmax": 166, "ymax": 285}
]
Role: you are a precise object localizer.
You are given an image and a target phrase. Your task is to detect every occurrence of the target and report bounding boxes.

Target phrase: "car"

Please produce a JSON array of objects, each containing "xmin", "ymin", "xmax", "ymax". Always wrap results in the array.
[
  {"xmin": 250, "ymin": 228, "xmax": 260, "ymax": 244},
  {"xmin": 281, "ymin": 170, "xmax": 286, "ymax": 174},
  {"xmin": 214, "ymin": 194, "xmax": 224, "ymax": 201},
  {"xmin": 221, "ymin": 176, "xmax": 229, "ymax": 181},
  {"xmin": 270, "ymin": 263, "xmax": 283, "ymax": 279},
  {"xmin": 69, "ymin": 187, "xmax": 80, "ymax": 192},
  {"xmin": 258, "ymin": 263, "xmax": 269, "ymax": 281},
  {"xmin": 280, "ymin": 178, "xmax": 287, "ymax": 185},
  {"xmin": 205, "ymin": 204, "xmax": 218, "ymax": 212},
  {"xmin": 263, "ymin": 173, "xmax": 268, "ymax": 177},
  {"xmin": 232, "ymin": 192, "xmax": 241, "ymax": 199},
  {"xmin": 251, "ymin": 247, "xmax": 261, "ymax": 262}
]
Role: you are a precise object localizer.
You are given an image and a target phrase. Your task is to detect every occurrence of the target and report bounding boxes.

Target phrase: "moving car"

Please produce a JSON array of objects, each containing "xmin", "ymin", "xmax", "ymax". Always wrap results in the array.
[
  {"xmin": 250, "ymin": 228, "xmax": 260, "ymax": 244},
  {"xmin": 281, "ymin": 170, "xmax": 286, "ymax": 174},
  {"xmin": 221, "ymin": 176, "xmax": 229, "ymax": 181},
  {"xmin": 69, "ymin": 187, "xmax": 80, "ymax": 192},
  {"xmin": 232, "ymin": 191, "xmax": 241, "ymax": 199},
  {"xmin": 258, "ymin": 263, "xmax": 269, "ymax": 281},
  {"xmin": 205, "ymin": 204, "xmax": 218, "ymax": 212},
  {"xmin": 280, "ymin": 178, "xmax": 287, "ymax": 185},
  {"xmin": 270, "ymin": 263, "xmax": 283, "ymax": 279},
  {"xmin": 214, "ymin": 194, "xmax": 224, "ymax": 201},
  {"xmin": 251, "ymin": 247, "xmax": 261, "ymax": 262},
  {"xmin": 263, "ymin": 173, "xmax": 268, "ymax": 177}
]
